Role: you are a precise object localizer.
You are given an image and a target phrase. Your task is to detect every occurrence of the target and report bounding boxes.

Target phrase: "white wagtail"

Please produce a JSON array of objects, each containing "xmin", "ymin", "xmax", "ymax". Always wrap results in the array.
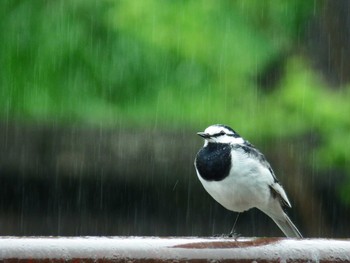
[{"xmin": 194, "ymin": 124, "xmax": 302, "ymax": 238}]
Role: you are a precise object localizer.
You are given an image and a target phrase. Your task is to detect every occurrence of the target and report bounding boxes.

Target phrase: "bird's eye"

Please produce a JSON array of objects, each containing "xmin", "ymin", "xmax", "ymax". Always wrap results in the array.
[{"xmin": 220, "ymin": 130, "xmax": 225, "ymax": 135}]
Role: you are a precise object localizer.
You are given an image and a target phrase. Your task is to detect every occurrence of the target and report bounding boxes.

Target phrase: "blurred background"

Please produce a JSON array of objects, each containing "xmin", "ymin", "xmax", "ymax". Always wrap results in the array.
[{"xmin": 1, "ymin": 0, "xmax": 350, "ymax": 238}]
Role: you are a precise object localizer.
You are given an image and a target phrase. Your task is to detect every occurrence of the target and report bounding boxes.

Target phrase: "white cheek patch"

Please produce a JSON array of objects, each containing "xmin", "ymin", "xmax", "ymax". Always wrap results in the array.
[
  {"xmin": 230, "ymin": 136, "xmax": 244, "ymax": 144},
  {"xmin": 214, "ymin": 135, "xmax": 244, "ymax": 144}
]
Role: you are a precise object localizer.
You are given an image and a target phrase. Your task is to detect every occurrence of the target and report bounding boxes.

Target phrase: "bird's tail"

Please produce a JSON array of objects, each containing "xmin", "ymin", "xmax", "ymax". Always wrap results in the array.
[{"xmin": 270, "ymin": 212, "xmax": 303, "ymax": 238}]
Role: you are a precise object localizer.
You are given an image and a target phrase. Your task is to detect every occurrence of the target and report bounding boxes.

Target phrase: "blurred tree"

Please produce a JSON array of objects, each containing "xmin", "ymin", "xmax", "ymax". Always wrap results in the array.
[{"xmin": 0, "ymin": 0, "xmax": 167, "ymax": 123}]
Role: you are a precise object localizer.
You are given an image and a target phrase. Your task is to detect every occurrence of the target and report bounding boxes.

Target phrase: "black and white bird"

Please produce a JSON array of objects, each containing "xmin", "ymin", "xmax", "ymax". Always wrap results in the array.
[{"xmin": 194, "ymin": 124, "xmax": 302, "ymax": 238}]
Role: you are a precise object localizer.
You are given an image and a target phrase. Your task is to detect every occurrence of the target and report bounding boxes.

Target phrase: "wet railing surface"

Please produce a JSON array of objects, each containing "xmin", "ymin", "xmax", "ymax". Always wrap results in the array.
[{"xmin": 0, "ymin": 236, "xmax": 349, "ymax": 262}]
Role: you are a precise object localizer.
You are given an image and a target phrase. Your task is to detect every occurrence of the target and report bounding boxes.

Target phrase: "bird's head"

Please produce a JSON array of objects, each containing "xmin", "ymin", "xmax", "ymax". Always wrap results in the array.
[{"xmin": 197, "ymin": 124, "xmax": 243, "ymax": 145}]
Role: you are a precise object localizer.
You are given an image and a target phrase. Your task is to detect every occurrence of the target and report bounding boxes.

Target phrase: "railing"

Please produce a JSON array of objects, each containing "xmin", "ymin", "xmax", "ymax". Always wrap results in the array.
[{"xmin": 0, "ymin": 237, "xmax": 350, "ymax": 262}]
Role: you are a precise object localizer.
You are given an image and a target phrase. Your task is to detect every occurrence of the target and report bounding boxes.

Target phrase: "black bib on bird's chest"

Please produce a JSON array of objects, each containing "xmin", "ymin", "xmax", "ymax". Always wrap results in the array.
[{"xmin": 195, "ymin": 143, "xmax": 231, "ymax": 181}]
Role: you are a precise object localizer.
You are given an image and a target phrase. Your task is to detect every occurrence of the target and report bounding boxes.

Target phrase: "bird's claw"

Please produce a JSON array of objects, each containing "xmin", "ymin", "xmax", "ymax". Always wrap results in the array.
[
  {"xmin": 213, "ymin": 232, "xmax": 240, "ymax": 240},
  {"xmin": 228, "ymin": 231, "xmax": 241, "ymax": 240}
]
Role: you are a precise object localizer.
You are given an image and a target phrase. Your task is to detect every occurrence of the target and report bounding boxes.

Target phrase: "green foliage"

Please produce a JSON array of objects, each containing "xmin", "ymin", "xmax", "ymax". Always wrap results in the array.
[
  {"xmin": 0, "ymin": 0, "xmax": 315, "ymax": 126},
  {"xmin": 1, "ymin": 1, "xmax": 350, "ymax": 201}
]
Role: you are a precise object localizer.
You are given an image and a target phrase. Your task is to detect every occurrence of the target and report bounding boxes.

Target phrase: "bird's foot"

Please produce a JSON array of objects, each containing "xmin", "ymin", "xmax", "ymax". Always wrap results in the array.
[
  {"xmin": 213, "ymin": 232, "xmax": 240, "ymax": 240},
  {"xmin": 228, "ymin": 231, "xmax": 240, "ymax": 240}
]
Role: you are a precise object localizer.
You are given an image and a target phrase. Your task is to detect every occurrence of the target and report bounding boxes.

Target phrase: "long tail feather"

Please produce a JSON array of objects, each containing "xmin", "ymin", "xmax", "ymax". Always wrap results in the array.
[{"xmin": 271, "ymin": 212, "xmax": 303, "ymax": 238}]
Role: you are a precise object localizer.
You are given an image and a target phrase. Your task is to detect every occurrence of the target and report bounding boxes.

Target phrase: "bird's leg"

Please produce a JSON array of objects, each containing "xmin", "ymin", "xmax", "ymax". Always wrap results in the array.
[
  {"xmin": 212, "ymin": 213, "xmax": 241, "ymax": 239},
  {"xmin": 228, "ymin": 213, "xmax": 240, "ymax": 239}
]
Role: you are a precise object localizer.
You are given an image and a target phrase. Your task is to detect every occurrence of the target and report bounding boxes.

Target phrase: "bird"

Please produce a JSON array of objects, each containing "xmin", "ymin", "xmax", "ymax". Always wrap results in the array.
[{"xmin": 194, "ymin": 124, "xmax": 302, "ymax": 238}]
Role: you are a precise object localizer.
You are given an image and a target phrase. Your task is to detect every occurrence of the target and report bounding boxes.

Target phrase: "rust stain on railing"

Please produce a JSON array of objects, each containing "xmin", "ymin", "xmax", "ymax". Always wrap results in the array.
[{"xmin": 172, "ymin": 237, "xmax": 282, "ymax": 249}]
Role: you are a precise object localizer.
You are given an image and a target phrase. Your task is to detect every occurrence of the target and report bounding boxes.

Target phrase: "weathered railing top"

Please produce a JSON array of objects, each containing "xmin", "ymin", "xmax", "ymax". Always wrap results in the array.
[{"xmin": 0, "ymin": 236, "xmax": 349, "ymax": 262}]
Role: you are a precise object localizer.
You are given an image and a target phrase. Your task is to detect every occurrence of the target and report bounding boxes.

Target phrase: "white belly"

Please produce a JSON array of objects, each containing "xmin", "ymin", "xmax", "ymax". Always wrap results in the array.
[{"xmin": 196, "ymin": 151, "xmax": 273, "ymax": 212}]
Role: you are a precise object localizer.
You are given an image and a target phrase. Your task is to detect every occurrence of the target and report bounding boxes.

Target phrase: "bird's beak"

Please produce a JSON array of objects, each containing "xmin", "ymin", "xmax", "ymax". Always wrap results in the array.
[{"xmin": 197, "ymin": 132, "xmax": 211, "ymax": 139}]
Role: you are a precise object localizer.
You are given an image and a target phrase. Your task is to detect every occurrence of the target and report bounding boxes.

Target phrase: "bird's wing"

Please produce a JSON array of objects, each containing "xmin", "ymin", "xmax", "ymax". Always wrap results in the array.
[
  {"xmin": 269, "ymin": 182, "xmax": 292, "ymax": 208},
  {"xmin": 235, "ymin": 142, "xmax": 292, "ymax": 208}
]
